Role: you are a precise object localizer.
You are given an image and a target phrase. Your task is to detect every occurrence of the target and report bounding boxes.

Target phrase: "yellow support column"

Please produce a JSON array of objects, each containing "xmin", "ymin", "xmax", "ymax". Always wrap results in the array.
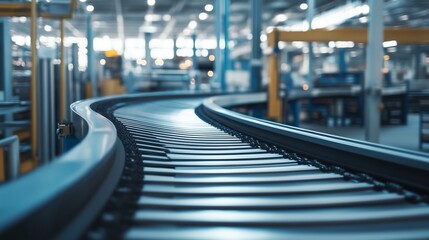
[
  {"xmin": 30, "ymin": 0, "xmax": 38, "ymax": 163},
  {"xmin": 60, "ymin": 18, "xmax": 66, "ymax": 120},
  {"xmin": 267, "ymin": 30, "xmax": 283, "ymax": 122}
]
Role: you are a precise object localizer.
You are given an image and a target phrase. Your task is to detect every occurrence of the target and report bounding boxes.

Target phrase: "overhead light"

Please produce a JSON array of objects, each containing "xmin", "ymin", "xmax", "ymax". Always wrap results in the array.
[
  {"xmin": 361, "ymin": 4, "xmax": 370, "ymax": 14},
  {"xmin": 207, "ymin": 70, "xmax": 214, "ymax": 77},
  {"xmin": 205, "ymin": 4, "xmax": 213, "ymax": 12},
  {"xmin": 86, "ymin": 5, "xmax": 94, "ymax": 12},
  {"xmin": 209, "ymin": 54, "xmax": 215, "ymax": 61},
  {"xmin": 163, "ymin": 14, "xmax": 171, "ymax": 21},
  {"xmin": 399, "ymin": 15, "xmax": 408, "ymax": 21},
  {"xmin": 44, "ymin": 25, "xmax": 52, "ymax": 32},
  {"xmin": 147, "ymin": 0, "xmax": 155, "ymax": 6},
  {"xmin": 383, "ymin": 40, "xmax": 397, "ymax": 48},
  {"xmin": 79, "ymin": 0, "xmax": 86, "ymax": 2},
  {"xmin": 145, "ymin": 14, "xmax": 162, "ymax": 21},
  {"xmin": 199, "ymin": 12, "xmax": 208, "ymax": 20},
  {"xmin": 274, "ymin": 14, "xmax": 287, "ymax": 23},
  {"xmin": 359, "ymin": 16, "xmax": 368, "ymax": 23},
  {"xmin": 100, "ymin": 59, "xmax": 106, "ymax": 65},
  {"xmin": 188, "ymin": 20, "xmax": 197, "ymax": 29},
  {"xmin": 300, "ymin": 3, "xmax": 308, "ymax": 10},
  {"xmin": 260, "ymin": 34, "xmax": 267, "ymax": 42}
]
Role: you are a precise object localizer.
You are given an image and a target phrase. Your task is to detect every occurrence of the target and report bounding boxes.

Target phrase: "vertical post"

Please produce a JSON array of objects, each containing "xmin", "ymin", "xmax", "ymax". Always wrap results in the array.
[
  {"xmin": 31, "ymin": 0, "xmax": 38, "ymax": 163},
  {"xmin": 71, "ymin": 43, "xmax": 80, "ymax": 102},
  {"xmin": 215, "ymin": 0, "xmax": 224, "ymax": 91},
  {"xmin": 249, "ymin": 0, "xmax": 262, "ymax": 91},
  {"xmin": 173, "ymin": 36, "xmax": 178, "ymax": 60},
  {"xmin": 60, "ymin": 18, "xmax": 66, "ymax": 120},
  {"xmin": 414, "ymin": 46, "xmax": 422, "ymax": 79},
  {"xmin": 192, "ymin": 33, "xmax": 198, "ymax": 90},
  {"xmin": 365, "ymin": 0, "xmax": 384, "ymax": 143},
  {"xmin": 267, "ymin": 30, "xmax": 283, "ymax": 122},
  {"xmin": 192, "ymin": 34, "xmax": 198, "ymax": 71},
  {"xmin": 86, "ymin": 13, "xmax": 96, "ymax": 98},
  {"xmin": 338, "ymin": 48, "xmax": 347, "ymax": 72},
  {"xmin": 307, "ymin": 0, "xmax": 315, "ymax": 88},
  {"xmin": 144, "ymin": 32, "xmax": 152, "ymax": 81},
  {"xmin": 0, "ymin": 18, "xmax": 13, "ymax": 137},
  {"xmin": 223, "ymin": 0, "xmax": 231, "ymax": 84}
]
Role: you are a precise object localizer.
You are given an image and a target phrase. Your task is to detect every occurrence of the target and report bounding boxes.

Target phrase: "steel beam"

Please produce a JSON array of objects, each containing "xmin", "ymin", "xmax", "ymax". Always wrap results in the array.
[
  {"xmin": 268, "ymin": 28, "xmax": 429, "ymax": 46},
  {"xmin": 364, "ymin": 0, "xmax": 384, "ymax": 143}
]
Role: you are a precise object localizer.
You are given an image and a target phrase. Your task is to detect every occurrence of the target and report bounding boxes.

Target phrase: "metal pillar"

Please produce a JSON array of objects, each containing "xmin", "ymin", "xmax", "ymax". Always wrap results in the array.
[
  {"xmin": 0, "ymin": 18, "xmax": 13, "ymax": 137},
  {"xmin": 307, "ymin": 0, "xmax": 315, "ymax": 87},
  {"xmin": 249, "ymin": 0, "xmax": 262, "ymax": 92},
  {"xmin": 30, "ymin": 0, "xmax": 38, "ymax": 162},
  {"xmin": 173, "ymin": 36, "xmax": 178, "ymax": 60},
  {"xmin": 38, "ymin": 59, "xmax": 55, "ymax": 163},
  {"xmin": 192, "ymin": 34, "xmax": 198, "ymax": 71},
  {"xmin": 192, "ymin": 33, "xmax": 199, "ymax": 90},
  {"xmin": 71, "ymin": 43, "xmax": 80, "ymax": 102},
  {"xmin": 215, "ymin": 0, "xmax": 224, "ymax": 91},
  {"xmin": 86, "ymin": 13, "xmax": 96, "ymax": 98},
  {"xmin": 338, "ymin": 48, "xmax": 347, "ymax": 72},
  {"xmin": 144, "ymin": 32, "xmax": 152, "ymax": 81},
  {"xmin": 60, "ymin": 18, "xmax": 66, "ymax": 120},
  {"xmin": 414, "ymin": 46, "xmax": 422, "ymax": 79},
  {"xmin": 364, "ymin": 0, "xmax": 384, "ymax": 143},
  {"xmin": 223, "ymin": 0, "xmax": 231, "ymax": 85}
]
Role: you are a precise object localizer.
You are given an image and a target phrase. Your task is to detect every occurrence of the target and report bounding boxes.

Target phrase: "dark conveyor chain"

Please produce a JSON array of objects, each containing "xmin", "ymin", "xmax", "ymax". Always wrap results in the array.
[{"xmin": 86, "ymin": 97, "xmax": 429, "ymax": 240}]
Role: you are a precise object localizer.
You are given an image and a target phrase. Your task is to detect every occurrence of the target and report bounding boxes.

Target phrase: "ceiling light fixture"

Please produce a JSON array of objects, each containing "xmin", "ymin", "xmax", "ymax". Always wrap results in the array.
[
  {"xmin": 86, "ymin": 5, "xmax": 94, "ymax": 12},
  {"xmin": 188, "ymin": 20, "xmax": 197, "ymax": 29},
  {"xmin": 274, "ymin": 14, "xmax": 287, "ymax": 23},
  {"xmin": 205, "ymin": 4, "xmax": 214, "ymax": 12},
  {"xmin": 163, "ymin": 14, "xmax": 171, "ymax": 21},
  {"xmin": 199, "ymin": 12, "xmax": 208, "ymax": 21},
  {"xmin": 359, "ymin": 16, "xmax": 368, "ymax": 23},
  {"xmin": 79, "ymin": 0, "xmax": 86, "ymax": 2},
  {"xmin": 300, "ymin": 3, "xmax": 308, "ymax": 10},
  {"xmin": 147, "ymin": 0, "xmax": 156, "ymax": 6},
  {"xmin": 44, "ymin": 25, "xmax": 52, "ymax": 32}
]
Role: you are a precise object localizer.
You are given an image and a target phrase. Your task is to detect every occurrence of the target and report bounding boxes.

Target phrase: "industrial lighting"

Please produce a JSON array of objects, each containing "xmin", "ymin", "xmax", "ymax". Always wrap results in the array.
[
  {"xmin": 361, "ymin": 4, "xmax": 370, "ymax": 14},
  {"xmin": 384, "ymin": 55, "xmax": 390, "ymax": 61},
  {"xmin": 100, "ymin": 59, "xmax": 106, "ymax": 65},
  {"xmin": 208, "ymin": 54, "xmax": 215, "ymax": 61},
  {"xmin": 154, "ymin": 58, "xmax": 164, "ymax": 66},
  {"xmin": 205, "ymin": 4, "xmax": 214, "ymax": 12},
  {"xmin": 399, "ymin": 15, "xmax": 409, "ymax": 21},
  {"xmin": 274, "ymin": 14, "xmax": 287, "ymax": 23},
  {"xmin": 383, "ymin": 40, "xmax": 397, "ymax": 48},
  {"xmin": 199, "ymin": 12, "xmax": 208, "ymax": 21},
  {"xmin": 163, "ymin": 14, "xmax": 171, "ymax": 21},
  {"xmin": 302, "ymin": 83, "xmax": 309, "ymax": 91},
  {"xmin": 147, "ymin": 0, "xmax": 156, "ymax": 6},
  {"xmin": 79, "ymin": 0, "xmax": 86, "ymax": 2},
  {"xmin": 260, "ymin": 34, "xmax": 267, "ymax": 42},
  {"xmin": 300, "ymin": 3, "xmax": 308, "ymax": 10},
  {"xmin": 359, "ymin": 16, "xmax": 368, "ymax": 23},
  {"xmin": 136, "ymin": 59, "xmax": 147, "ymax": 66},
  {"xmin": 44, "ymin": 25, "xmax": 52, "ymax": 32},
  {"xmin": 188, "ymin": 20, "xmax": 197, "ymax": 29},
  {"xmin": 86, "ymin": 5, "xmax": 94, "ymax": 12},
  {"xmin": 207, "ymin": 70, "xmax": 214, "ymax": 77}
]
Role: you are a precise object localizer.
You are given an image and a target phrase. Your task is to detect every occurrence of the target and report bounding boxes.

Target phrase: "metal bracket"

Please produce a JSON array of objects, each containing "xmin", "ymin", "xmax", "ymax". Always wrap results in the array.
[{"xmin": 56, "ymin": 122, "xmax": 73, "ymax": 138}]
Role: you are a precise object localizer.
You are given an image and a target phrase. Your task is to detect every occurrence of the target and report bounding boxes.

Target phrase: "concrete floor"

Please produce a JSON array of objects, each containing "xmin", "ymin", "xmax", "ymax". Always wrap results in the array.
[{"xmin": 300, "ymin": 114, "xmax": 426, "ymax": 153}]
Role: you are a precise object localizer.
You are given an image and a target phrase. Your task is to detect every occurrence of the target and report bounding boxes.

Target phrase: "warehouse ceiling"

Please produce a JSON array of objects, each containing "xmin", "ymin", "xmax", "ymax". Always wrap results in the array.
[
  {"xmin": 65, "ymin": 0, "xmax": 429, "ymax": 39},
  {"xmin": 6, "ymin": 0, "xmax": 429, "ymax": 56}
]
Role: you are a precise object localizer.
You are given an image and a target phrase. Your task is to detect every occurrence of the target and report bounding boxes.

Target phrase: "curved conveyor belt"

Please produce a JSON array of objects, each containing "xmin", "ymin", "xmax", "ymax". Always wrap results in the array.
[{"xmin": 1, "ymin": 93, "xmax": 429, "ymax": 239}]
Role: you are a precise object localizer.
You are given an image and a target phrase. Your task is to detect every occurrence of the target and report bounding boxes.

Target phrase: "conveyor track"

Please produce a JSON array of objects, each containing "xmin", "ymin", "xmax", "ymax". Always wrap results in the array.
[{"xmin": 85, "ymin": 98, "xmax": 429, "ymax": 239}]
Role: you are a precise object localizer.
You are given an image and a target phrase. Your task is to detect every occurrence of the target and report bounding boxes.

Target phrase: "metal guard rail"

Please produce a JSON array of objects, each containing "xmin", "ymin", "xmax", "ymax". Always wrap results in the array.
[
  {"xmin": 202, "ymin": 92, "xmax": 429, "ymax": 194},
  {"xmin": 0, "ymin": 97, "xmax": 121, "ymax": 239}
]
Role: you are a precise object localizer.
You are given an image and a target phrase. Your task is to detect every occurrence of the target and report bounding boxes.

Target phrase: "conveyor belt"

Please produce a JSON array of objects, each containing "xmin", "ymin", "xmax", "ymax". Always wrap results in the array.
[{"xmin": 84, "ymin": 98, "xmax": 429, "ymax": 239}]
